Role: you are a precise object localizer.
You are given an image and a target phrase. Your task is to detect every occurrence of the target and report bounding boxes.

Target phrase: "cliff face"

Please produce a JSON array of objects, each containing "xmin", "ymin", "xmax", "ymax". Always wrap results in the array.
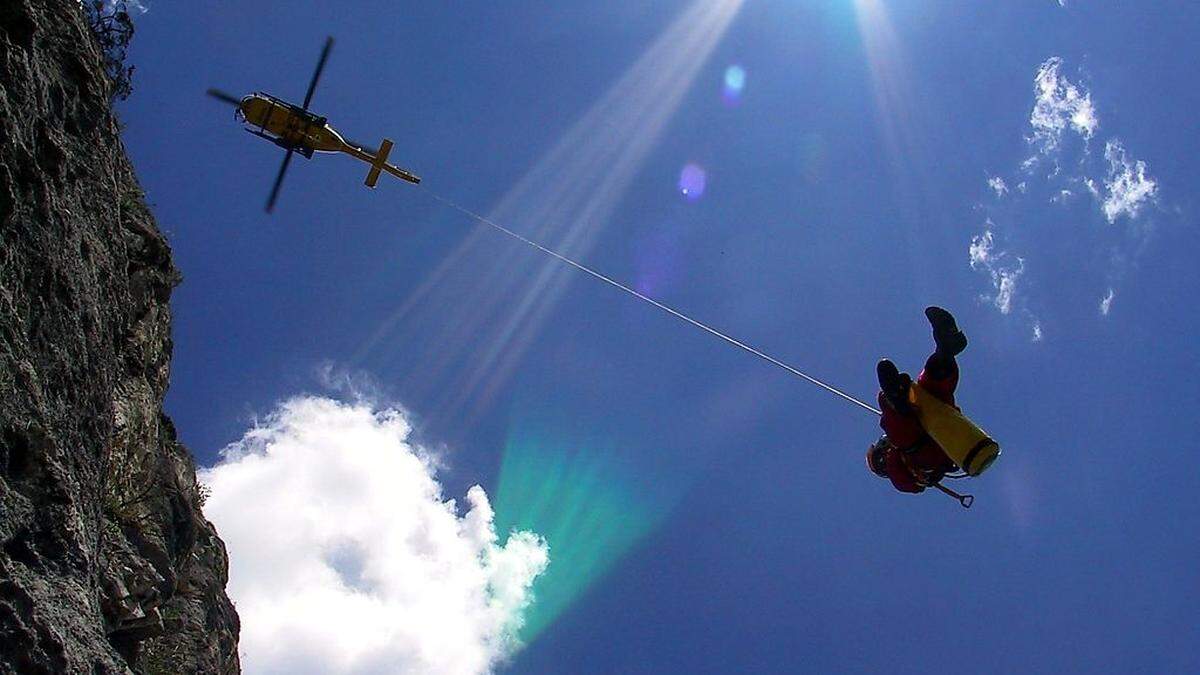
[{"xmin": 0, "ymin": 1, "xmax": 240, "ymax": 672}]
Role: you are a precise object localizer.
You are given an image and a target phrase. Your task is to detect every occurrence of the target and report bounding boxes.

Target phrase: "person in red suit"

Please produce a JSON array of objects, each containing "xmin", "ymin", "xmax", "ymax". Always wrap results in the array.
[{"xmin": 866, "ymin": 307, "xmax": 968, "ymax": 494}]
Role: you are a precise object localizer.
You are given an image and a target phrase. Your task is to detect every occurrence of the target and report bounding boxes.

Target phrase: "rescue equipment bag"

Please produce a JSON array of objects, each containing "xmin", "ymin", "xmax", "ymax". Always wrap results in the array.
[{"xmin": 908, "ymin": 383, "xmax": 1000, "ymax": 476}]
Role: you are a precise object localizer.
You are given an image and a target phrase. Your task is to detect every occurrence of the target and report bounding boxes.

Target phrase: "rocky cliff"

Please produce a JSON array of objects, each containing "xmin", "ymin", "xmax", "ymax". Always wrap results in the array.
[{"xmin": 0, "ymin": 1, "xmax": 240, "ymax": 672}]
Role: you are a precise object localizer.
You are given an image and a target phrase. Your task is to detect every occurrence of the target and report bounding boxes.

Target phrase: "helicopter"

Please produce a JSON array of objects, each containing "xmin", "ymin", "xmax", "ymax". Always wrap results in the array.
[{"xmin": 207, "ymin": 37, "xmax": 420, "ymax": 213}]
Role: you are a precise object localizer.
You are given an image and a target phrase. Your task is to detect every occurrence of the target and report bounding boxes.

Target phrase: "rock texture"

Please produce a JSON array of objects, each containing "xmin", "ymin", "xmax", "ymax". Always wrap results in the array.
[{"xmin": 0, "ymin": 1, "xmax": 240, "ymax": 672}]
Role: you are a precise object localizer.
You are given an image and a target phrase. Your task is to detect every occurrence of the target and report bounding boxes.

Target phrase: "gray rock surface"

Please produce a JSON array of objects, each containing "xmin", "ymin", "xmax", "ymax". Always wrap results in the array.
[{"xmin": 1, "ymin": 1, "xmax": 240, "ymax": 672}]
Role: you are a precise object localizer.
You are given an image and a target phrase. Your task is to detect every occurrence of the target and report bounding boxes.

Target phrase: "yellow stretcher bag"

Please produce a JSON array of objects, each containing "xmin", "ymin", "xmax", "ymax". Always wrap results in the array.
[{"xmin": 908, "ymin": 383, "xmax": 1000, "ymax": 476}]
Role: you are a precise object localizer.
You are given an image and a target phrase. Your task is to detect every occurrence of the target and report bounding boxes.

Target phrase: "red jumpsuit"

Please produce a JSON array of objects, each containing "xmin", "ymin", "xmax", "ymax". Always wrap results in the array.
[{"xmin": 877, "ymin": 353, "xmax": 960, "ymax": 493}]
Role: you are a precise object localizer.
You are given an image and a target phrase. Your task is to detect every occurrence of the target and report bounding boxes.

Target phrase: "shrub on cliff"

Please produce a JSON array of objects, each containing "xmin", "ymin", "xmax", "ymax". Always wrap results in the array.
[{"xmin": 83, "ymin": 0, "xmax": 136, "ymax": 100}]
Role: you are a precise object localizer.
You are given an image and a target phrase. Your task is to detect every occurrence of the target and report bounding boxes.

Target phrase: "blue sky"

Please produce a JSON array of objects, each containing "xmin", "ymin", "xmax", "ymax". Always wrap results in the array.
[{"xmin": 118, "ymin": 1, "xmax": 1199, "ymax": 672}]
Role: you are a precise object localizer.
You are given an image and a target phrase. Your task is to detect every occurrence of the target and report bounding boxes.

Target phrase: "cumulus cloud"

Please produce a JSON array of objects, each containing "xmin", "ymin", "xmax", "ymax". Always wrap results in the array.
[
  {"xmin": 314, "ymin": 363, "xmax": 387, "ymax": 403},
  {"xmin": 1029, "ymin": 57, "xmax": 1097, "ymax": 154},
  {"xmin": 968, "ymin": 228, "xmax": 1025, "ymax": 315},
  {"xmin": 1099, "ymin": 288, "xmax": 1115, "ymax": 315},
  {"xmin": 1102, "ymin": 140, "xmax": 1158, "ymax": 223},
  {"xmin": 200, "ymin": 397, "xmax": 549, "ymax": 675},
  {"xmin": 1031, "ymin": 321, "xmax": 1044, "ymax": 342}
]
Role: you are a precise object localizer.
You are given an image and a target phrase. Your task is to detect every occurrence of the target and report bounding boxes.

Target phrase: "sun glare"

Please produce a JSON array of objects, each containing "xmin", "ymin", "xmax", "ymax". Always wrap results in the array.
[{"xmin": 354, "ymin": 0, "xmax": 747, "ymax": 428}]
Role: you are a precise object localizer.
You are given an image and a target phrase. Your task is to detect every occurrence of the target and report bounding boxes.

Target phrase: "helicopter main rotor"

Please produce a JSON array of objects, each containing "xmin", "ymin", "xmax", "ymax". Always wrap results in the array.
[
  {"xmin": 206, "ymin": 88, "xmax": 241, "ymax": 106},
  {"xmin": 207, "ymin": 36, "xmax": 335, "ymax": 213},
  {"xmin": 208, "ymin": 36, "xmax": 420, "ymax": 209}
]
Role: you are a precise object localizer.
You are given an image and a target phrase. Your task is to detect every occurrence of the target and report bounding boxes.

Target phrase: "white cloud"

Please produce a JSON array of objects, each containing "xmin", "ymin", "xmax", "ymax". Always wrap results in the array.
[
  {"xmin": 988, "ymin": 176, "xmax": 1009, "ymax": 197},
  {"xmin": 200, "ymin": 397, "xmax": 549, "ymax": 675},
  {"xmin": 1022, "ymin": 60, "xmax": 1158, "ymax": 225},
  {"xmin": 968, "ymin": 228, "xmax": 995, "ymax": 268},
  {"xmin": 969, "ymin": 228, "xmax": 1025, "ymax": 315},
  {"xmin": 1031, "ymin": 322, "xmax": 1044, "ymax": 342},
  {"xmin": 1099, "ymin": 288, "xmax": 1115, "ymax": 315},
  {"xmin": 972, "ymin": 57, "xmax": 1166, "ymax": 330},
  {"xmin": 1102, "ymin": 140, "xmax": 1157, "ymax": 223},
  {"xmin": 993, "ymin": 261, "xmax": 1024, "ymax": 315},
  {"xmin": 315, "ymin": 363, "xmax": 386, "ymax": 404},
  {"xmin": 1029, "ymin": 57, "xmax": 1097, "ymax": 154}
]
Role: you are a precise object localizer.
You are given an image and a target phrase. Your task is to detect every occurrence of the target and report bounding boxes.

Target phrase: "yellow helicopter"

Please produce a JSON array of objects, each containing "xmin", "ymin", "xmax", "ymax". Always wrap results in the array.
[{"xmin": 207, "ymin": 37, "xmax": 420, "ymax": 213}]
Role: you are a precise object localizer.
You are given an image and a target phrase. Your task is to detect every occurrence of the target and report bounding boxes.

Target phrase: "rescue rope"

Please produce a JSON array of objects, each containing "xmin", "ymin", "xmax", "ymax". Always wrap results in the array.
[{"xmin": 426, "ymin": 190, "xmax": 883, "ymax": 416}]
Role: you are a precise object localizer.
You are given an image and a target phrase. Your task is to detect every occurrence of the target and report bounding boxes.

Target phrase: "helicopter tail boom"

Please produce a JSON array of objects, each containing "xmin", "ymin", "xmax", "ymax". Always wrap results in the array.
[{"xmin": 363, "ymin": 138, "xmax": 421, "ymax": 187}]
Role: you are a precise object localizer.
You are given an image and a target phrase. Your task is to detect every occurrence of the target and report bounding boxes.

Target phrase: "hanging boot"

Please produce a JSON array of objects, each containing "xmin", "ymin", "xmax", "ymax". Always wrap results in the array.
[
  {"xmin": 925, "ymin": 306, "xmax": 967, "ymax": 356},
  {"xmin": 877, "ymin": 359, "xmax": 913, "ymax": 413}
]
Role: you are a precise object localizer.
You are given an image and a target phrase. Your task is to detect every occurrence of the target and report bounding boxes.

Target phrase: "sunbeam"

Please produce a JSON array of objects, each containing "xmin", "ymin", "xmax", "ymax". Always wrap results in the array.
[
  {"xmin": 851, "ymin": 0, "xmax": 948, "ymax": 295},
  {"xmin": 353, "ymin": 0, "xmax": 746, "ymax": 429},
  {"xmin": 852, "ymin": 0, "xmax": 915, "ymax": 162}
]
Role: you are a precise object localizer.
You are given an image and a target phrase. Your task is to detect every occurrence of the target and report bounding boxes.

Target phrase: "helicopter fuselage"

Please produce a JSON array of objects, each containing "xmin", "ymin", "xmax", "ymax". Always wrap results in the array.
[
  {"xmin": 231, "ymin": 91, "xmax": 420, "ymax": 188},
  {"xmin": 237, "ymin": 92, "xmax": 351, "ymax": 156},
  {"xmin": 209, "ymin": 37, "xmax": 419, "ymax": 212}
]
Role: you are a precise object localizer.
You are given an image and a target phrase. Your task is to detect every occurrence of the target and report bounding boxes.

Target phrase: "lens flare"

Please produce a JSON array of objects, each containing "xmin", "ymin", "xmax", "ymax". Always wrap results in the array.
[
  {"xmin": 678, "ymin": 163, "xmax": 707, "ymax": 201},
  {"xmin": 492, "ymin": 432, "xmax": 681, "ymax": 642},
  {"xmin": 634, "ymin": 239, "xmax": 675, "ymax": 297},
  {"xmin": 722, "ymin": 64, "xmax": 746, "ymax": 104}
]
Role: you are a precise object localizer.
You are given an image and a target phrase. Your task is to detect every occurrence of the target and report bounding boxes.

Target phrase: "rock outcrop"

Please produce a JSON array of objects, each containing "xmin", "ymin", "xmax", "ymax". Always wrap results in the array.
[{"xmin": 1, "ymin": 1, "xmax": 240, "ymax": 672}]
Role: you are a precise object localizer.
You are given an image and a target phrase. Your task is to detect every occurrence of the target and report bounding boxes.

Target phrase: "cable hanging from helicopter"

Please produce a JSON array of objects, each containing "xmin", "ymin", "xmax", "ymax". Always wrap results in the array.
[
  {"xmin": 207, "ymin": 36, "xmax": 879, "ymax": 415},
  {"xmin": 207, "ymin": 36, "xmax": 1004, "ymax": 509}
]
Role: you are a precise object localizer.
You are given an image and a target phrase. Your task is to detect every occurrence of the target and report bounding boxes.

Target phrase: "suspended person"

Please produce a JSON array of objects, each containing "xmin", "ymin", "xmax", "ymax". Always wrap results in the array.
[{"xmin": 865, "ymin": 307, "xmax": 1000, "ymax": 495}]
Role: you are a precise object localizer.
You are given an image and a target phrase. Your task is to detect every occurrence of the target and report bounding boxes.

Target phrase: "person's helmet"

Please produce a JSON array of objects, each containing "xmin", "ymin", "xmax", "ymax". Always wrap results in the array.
[{"xmin": 866, "ymin": 436, "xmax": 892, "ymax": 478}]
